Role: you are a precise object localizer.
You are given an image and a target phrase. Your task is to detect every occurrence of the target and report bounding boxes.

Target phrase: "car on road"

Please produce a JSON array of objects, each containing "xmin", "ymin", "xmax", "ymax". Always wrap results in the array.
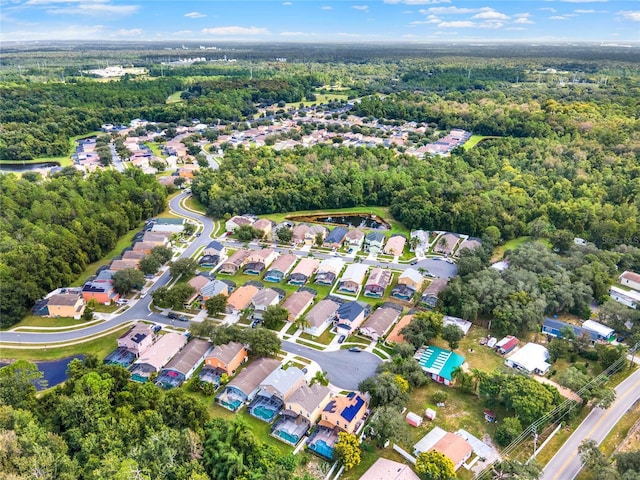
[
  {"xmin": 178, "ymin": 315, "xmax": 189, "ymax": 322},
  {"xmin": 153, "ymin": 325, "xmax": 162, "ymax": 333},
  {"xmin": 338, "ymin": 335, "xmax": 346, "ymax": 344},
  {"xmin": 167, "ymin": 313, "xmax": 178, "ymax": 319},
  {"xmin": 410, "ymin": 260, "xmax": 418, "ymax": 265},
  {"xmin": 348, "ymin": 347, "xmax": 362, "ymax": 352}
]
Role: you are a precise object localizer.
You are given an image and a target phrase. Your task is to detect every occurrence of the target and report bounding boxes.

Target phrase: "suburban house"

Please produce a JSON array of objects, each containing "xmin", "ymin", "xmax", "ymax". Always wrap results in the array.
[
  {"xmin": 384, "ymin": 235, "xmax": 406, "ymax": 256},
  {"xmin": 155, "ymin": 338, "xmax": 213, "ymax": 389},
  {"xmin": 251, "ymin": 288, "xmax": 281, "ymax": 321},
  {"xmin": 244, "ymin": 249, "xmax": 277, "ymax": 275},
  {"xmin": 344, "ymin": 229, "xmax": 365, "ymax": 249},
  {"xmin": 187, "ymin": 275, "xmax": 211, "ymax": 304},
  {"xmin": 504, "ymin": 343, "xmax": 551, "ymax": 375},
  {"xmin": 264, "ymin": 254, "xmax": 297, "ymax": 283},
  {"xmin": 386, "ymin": 314, "xmax": 414, "ymax": 344},
  {"xmin": 363, "ymin": 267, "xmax": 393, "ymax": 297},
  {"xmin": 289, "ymin": 258, "xmax": 320, "ymax": 285},
  {"xmin": 200, "ymin": 279, "xmax": 229, "ymax": 301},
  {"xmin": 495, "ymin": 336, "xmax": 519, "ymax": 355},
  {"xmin": 122, "ymin": 251, "xmax": 146, "ymax": 261},
  {"xmin": 82, "ymin": 269, "xmax": 119, "ymax": 305},
  {"xmin": 323, "ymin": 226, "xmax": 349, "ymax": 249},
  {"xmin": 392, "ymin": 268, "xmax": 424, "ymax": 301},
  {"xmin": 110, "ymin": 259, "xmax": 139, "ymax": 271},
  {"xmin": 117, "ymin": 323, "xmax": 155, "ymax": 357},
  {"xmin": 413, "ymin": 427, "xmax": 473, "ymax": 472},
  {"xmin": 360, "ymin": 307, "xmax": 401, "ymax": 341},
  {"xmin": 414, "ymin": 345, "xmax": 465, "ymax": 386},
  {"xmin": 203, "ymin": 240, "xmax": 225, "ymax": 257},
  {"xmin": 610, "ymin": 286, "xmax": 640, "ymax": 309},
  {"xmin": 542, "ymin": 318, "xmax": 614, "ymax": 344},
  {"xmin": 457, "ymin": 238, "xmax": 482, "ymax": 255},
  {"xmin": 151, "ymin": 217, "xmax": 185, "ymax": 234},
  {"xmin": 421, "ymin": 278, "xmax": 448, "ymax": 308},
  {"xmin": 292, "ymin": 224, "xmax": 309, "ymax": 245},
  {"xmin": 272, "ymin": 221, "xmax": 294, "ymax": 242},
  {"xmin": 306, "ymin": 225, "xmax": 329, "ymax": 244},
  {"xmin": 282, "ymin": 290, "xmax": 315, "ymax": 322},
  {"xmin": 443, "ymin": 316, "xmax": 472, "ymax": 336},
  {"xmin": 364, "ymin": 232, "xmax": 386, "ymax": 254},
  {"xmin": 334, "ymin": 301, "xmax": 368, "ymax": 335},
  {"xmin": 248, "ymin": 367, "xmax": 306, "ymax": 423},
  {"xmin": 619, "ymin": 271, "xmax": 640, "ymax": 291},
  {"xmin": 46, "ymin": 293, "xmax": 85, "ymax": 318},
  {"xmin": 225, "ymin": 215, "xmax": 254, "ymax": 232},
  {"xmin": 337, "ymin": 263, "xmax": 369, "ymax": 295},
  {"xmin": 216, "ymin": 357, "xmax": 281, "ymax": 411},
  {"xmin": 218, "ymin": 249, "xmax": 250, "ymax": 274},
  {"xmin": 226, "ymin": 285, "xmax": 260, "ymax": 314},
  {"xmin": 434, "ymin": 232, "xmax": 460, "ymax": 255},
  {"xmin": 130, "ymin": 333, "xmax": 188, "ymax": 383},
  {"xmin": 360, "ymin": 458, "xmax": 420, "ymax": 480},
  {"xmin": 272, "ymin": 383, "xmax": 331, "ymax": 445},
  {"xmin": 199, "ymin": 254, "xmax": 220, "ymax": 268},
  {"xmin": 307, "ymin": 392, "xmax": 369, "ymax": 459},
  {"xmin": 141, "ymin": 231, "xmax": 169, "ymax": 245},
  {"xmin": 132, "ymin": 242, "xmax": 158, "ymax": 255},
  {"xmin": 582, "ymin": 320, "xmax": 616, "ymax": 342},
  {"xmin": 204, "ymin": 341, "xmax": 248, "ymax": 375},
  {"xmin": 410, "ymin": 230, "xmax": 430, "ymax": 256},
  {"xmin": 304, "ymin": 299, "xmax": 340, "ymax": 337},
  {"xmin": 314, "ymin": 258, "xmax": 344, "ymax": 286},
  {"xmin": 253, "ymin": 218, "xmax": 273, "ymax": 238}
]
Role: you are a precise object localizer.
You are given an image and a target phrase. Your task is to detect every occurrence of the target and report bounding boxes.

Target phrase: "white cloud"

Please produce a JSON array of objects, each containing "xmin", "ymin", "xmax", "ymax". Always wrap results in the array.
[
  {"xmin": 619, "ymin": 10, "xmax": 640, "ymax": 21},
  {"xmin": 574, "ymin": 9, "xmax": 596, "ymax": 13},
  {"xmin": 549, "ymin": 15, "xmax": 569, "ymax": 20},
  {"xmin": 184, "ymin": 11, "xmax": 206, "ymax": 18},
  {"xmin": 539, "ymin": 7, "xmax": 557, "ymax": 13},
  {"xmin": 114, "ymin": 28, "xmax": 142, "ymax": 36},
  {"xmin": 46, "ymin": 3, "xmax": 139, "ymax": 16},
  {"xmin": 352, "ymin": 5, "xmax": 368, "ymax": 11},
  {"xmin": 514, "ymin": 13, "xmax": 534, "ymax": 24},
  {"xmin": 280, "ymin": 31, "xmax": 304, "ymax": 36},
  {"xmin": 424, "ymin": 6, "xmax": 486, "ymax": 15},
  {"xmin": 201, "ymin": 26, "xmax": 269, "ymax": 35},
  {"xmin": 438, "ymin": 20, "xmax": 476, "ymax": 28},
  {"xmin": 282, "ymin": 1, "xmax": 292, "ymax": 4},
  {"xmin": 473, "ymin": 10, "xmax": 509, "ymax": 20},
  {"xmin": 321, "ymin": 5, "xmax": 332, "ymax": 10},
  {"xmin": 383, "ymin": 0, "xmax": 450, "ymax": 4}
]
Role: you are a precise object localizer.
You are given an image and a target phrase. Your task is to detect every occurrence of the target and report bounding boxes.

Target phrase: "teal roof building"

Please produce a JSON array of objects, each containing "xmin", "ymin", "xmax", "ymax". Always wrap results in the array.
[{"xmin": 414, "ymin": 345, "xmax": 465, "ymax": 386}]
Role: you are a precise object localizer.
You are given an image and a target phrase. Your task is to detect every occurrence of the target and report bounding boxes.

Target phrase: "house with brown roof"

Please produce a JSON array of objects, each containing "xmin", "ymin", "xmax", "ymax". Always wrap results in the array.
[
  {"xmin": 364, "ymin": 267, "xmax": 393, "ymax": 298},
  {"xmin": 47, "ymin": 293, "xmax": 85, "ymax": 318},
  {"xmin": 289, "ymin": 258, "xmax": 320, "ymax": 285},
  {"xmin": 219, "ymin": 249, "xmax": 250, "ymax": 274},
  {"xmin": 421, "ymin": 278, "xmax": 448, "ymax": 308},
  {"xmin": 434, "ymin": 233, "xmax": 460, "ymax": 255},
  {"xmin": 619, "ymin": 271, "xmax": 640, "ymax": 292},
  {"xmin": 156, "ymin": 338, "xmax": 213, "ymax": 389},
  {"xmin": 110, "ymin": 259, "xmax": 140, "ymax": 271},
  {"xmin": 304, "ymin": 299, "xmax": 340, "ymax": 337},
  {"xmin": 384, "ymin": 235, "xmax": 407, "ymax": 256},
  {"xmin": 386, "ymin": 314, "xmax": 413, "ymax": 344},
  {"xmin": 244, "ymin": 248, "xmax": 277, "ymax": 275},
  {"xmin": 253, "ymin": 218, "xmax": 273, "ymax": 238},
  {"xmin": 265, "ymin": 254, "xmax": 297, "ymax": 283},
  {"xmin": 360, "ymin": 307, "xmax": 401, "ymax": 341},
  {"xmin": 227, "ymin": 285, "xmax": 260, "ymax": 313},
  {"xmin": 413, "ymin": 427, "xmax": 473, "ymax": 471},
  {"xmin": 122, "ymin": 250, "xmax": 147, "ymax": 261},
  {"xmin": 132, "ymin": 242, "xmax": 158, "ymax": 255},
  {"xmin": 392, "ymin": 268, "xmax": 424, "ymax": 301},
  {"xmin": 272, "ymin": 383, "xmax": 331, "ymax": 445},
  {"xmin": 130, "ymin": 332, "xmax": 188, "ymax": 383},
  {"xmin": 338, "ymin": 264, "xmax": 369, "ymax": 295},
  {"xmin": 204, "ymin": 341, "xmax": 248, "ymax": 376},
  {"xmin": 142, "ymin": 232, "xmax": 170, "ymax": 245},
  {"xmin": 306, "ymin": 225, "xmax": 329, "ymax": 244},
  {"xmin": 292, "ymin": 224, "xmax": 309, "ymax": 245},
  {"xmin": 344, "ymin": 229, "xmax": 366, "ymax": 249},
  {"xmin": 456, "ymin": 238, "xmax": 482, "ymax": 256},
  {"xmin": 282, "ymin": 290, "xmax": 315, "ymax": 322},
  {"xmin": 225, "ymin": 215, "xmax": 254, "ymax": 232},
  {"xmin": 251, "ymin": 288, "xmax": 281, "ymax": 320},
  {"xmin": 117, "ymin": 323, "xmax": 155, "ymax": 357},
  {"xmin": 187, "ymin": 275, "xmax": 211, "ymax": 304},
  {"xmin": 216, "ymin": 357, "xmax": 281, "ymax": 411},
  {"xmin": 360, "ymin": 458, "xmax": 420, "ymax": 480}
]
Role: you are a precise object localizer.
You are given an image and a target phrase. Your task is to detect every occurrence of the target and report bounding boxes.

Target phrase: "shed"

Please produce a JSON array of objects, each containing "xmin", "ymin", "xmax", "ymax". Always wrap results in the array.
[
  {"xmin": 425, "ymin": 408, "xmax": 437, "ymax": 421},
  {"xmin": 406, "ymin": 411, "xmax": 423, "ymax": 427}
]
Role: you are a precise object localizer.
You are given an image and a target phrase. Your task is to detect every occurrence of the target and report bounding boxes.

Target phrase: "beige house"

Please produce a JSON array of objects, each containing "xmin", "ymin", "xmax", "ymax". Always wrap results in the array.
[
  {"xmin": 363, "ymin": 267, "xmax": 393, "ymax": 297},
  {"xmin": 227, "ymin": 285, "xmax": 260, "ymax": 313},
  {"xmin": 282, "ymin": 290, "xmax": 315, "ymax": 322},
  {"xmin": 305, "ymin": 225, "xmax": 328, "ymax": 244},
  {"xmin": 47, "ymin": 293, "xmax": 85, "ymax": 319},
  {"xmin": 265, "ymin": 254, "xmax": 298, "ymax": 283},
  {"xmin": 204, "ymin": 341, "xmax": 248, "ymax": 375},
  {"xmin": 117, "ymin": 323, "xmax": 155, "ymax": 357},
  {"xmin": 304, "ymin": 299, "xmax": 340, "ymax": 336},
  {"xmin": 219, "ymin": 249, "xmax": 250, "ymax": 274},
  {"xmin": 130, "ymin": 332, "xmax": 188, "ymax": 382},
  {"xmin": 344, "ymin": 229, "xmax": 366, "ymax": 248},
  {"xmin": 360, "ymin": 458, "xmax": 420, "ymax": 480},
  {"xmin": 289, "ymin": 258, "xmax": 320, "ymax": 285},
  {"xmin": 292, "ymin": 224, "xmax": 309, "ymax": 245},
  {"xmin": 110, "ymin": 259, "xmax": 140, "ymax": 271},
  {"xmin": 285, "ymin": 383, "xmax": 331, "ymax": 423},
  {"xmin": 619, "ymin": 271, "xmax": 640, "ymax": 292},
  {"xmin": 225, "ymin": 215, "xmax": 254, "ymax": 232},
  {"xmin": 187, "ymin": 275, "xmax": 211, "ymax": 303},
  {"xmin": 253, "ymin": 219, "xmax": 273, "ymax": 238},
  {"xmin": 244, "ymin": 248, "xmax": 277, "ymax": 275},
  {"xmin": 433, "ymin": 233, "xmax": 460, "ymax": 255},
  {"xmin": 251, "ymin": 288, "xmax": 281, "ymax": 320},
  {"xmin": 337, "ymin": 263, "xmax": 369, "ymax": 294},
  {"xmin": 384, "ymin": 235, "xmax": 407, "ymax": 256},
  {"xmin": 360, "ymin": 307, "xmax": 401, "ymax": 341}
]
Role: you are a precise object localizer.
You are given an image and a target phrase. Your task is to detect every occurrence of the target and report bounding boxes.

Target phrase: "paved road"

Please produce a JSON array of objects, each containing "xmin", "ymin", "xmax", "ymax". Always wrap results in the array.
[
  {"xmin": 540, "ymin": 366, "xmax": 640, "ymax": 480},
  {"xmin": 109, "ymin": 144, "xmax": 125, "ymax": 172},
  {"xmin": 281, "ymin": 341, "xmax": 381, "ymax": 390}
]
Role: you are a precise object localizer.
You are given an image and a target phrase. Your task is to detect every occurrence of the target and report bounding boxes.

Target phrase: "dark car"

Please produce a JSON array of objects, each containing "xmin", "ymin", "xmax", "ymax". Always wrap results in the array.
[
  {"xmin": 348, "ymin": 347, "xmax": 362, "ymax": 352},
  {"xmin": 153, "ymin": 325, "xmax": 162, "ymax": 333},
  {"xmin": 167, "ymin": 312, "xmax": 178, "ymax": 319},
  {"xmin": 338, "ymin": 335, "xmax": 346, "ymax": 344}
]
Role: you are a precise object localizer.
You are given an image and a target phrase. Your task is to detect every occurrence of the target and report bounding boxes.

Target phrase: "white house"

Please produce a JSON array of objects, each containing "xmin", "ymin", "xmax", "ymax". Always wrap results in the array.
[
  {"xmin": 504, "ymin": 343, "xmax": 551, "ymax": 375},
  {"xmin": 619, "ymin": 271, "xmax": 640, "ymax": 292},
  {"xmin": 610, "ymin": 286, "xmax": 640, "ymax": 309}
]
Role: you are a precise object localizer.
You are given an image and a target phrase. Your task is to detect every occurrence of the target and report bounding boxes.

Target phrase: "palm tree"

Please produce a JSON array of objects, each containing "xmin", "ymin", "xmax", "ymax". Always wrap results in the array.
[
  {"xmin": 294, "ymin": 314, "xmax": 311, "ymax": 332},
  {"xmin": 310, "ymin": 371, "xmax": 329, "ymax": 387},
  {"xmin": 471, "ymin": 368, "xmax": 487, "ymax": 397}
]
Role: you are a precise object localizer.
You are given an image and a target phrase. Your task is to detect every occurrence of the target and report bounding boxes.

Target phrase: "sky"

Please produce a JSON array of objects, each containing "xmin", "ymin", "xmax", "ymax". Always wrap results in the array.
[{"xmin": 1, "ymin": 0, "xmax": 639, "ymax": 43}]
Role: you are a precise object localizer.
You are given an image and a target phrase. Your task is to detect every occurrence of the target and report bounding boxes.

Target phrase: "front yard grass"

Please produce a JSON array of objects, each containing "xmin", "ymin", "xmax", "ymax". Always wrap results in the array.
[
  {"xmin": 4, "ymin": 315, "xmax": 86, "ymax": 330},
  {"xmin": 430, "ymin": 326, "xmax": 506, "ymax": 375},
  {"xmin": 300, "ymin": 329, "xmax": 336, "ymax": 345}
]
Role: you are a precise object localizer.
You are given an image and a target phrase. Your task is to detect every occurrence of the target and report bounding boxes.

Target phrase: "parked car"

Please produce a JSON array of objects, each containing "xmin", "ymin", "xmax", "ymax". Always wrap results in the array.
[
  {"xmin": 167, "ymin": 312, "xmax": 178, "ymax": 319},
  {"xmin": 153, "ymin": 325, "xmax": 162, "ymax": 333},
  {"xmin": 338, "ymin": 335, "xmax": 346, "ymax": 344},
  {"xmin": 178, "ymin": 315, "xmax": 189, "ymax": 322},
  {"xmin": 349, "ymin": 347, "xmax": 362, "ymax": 352}
]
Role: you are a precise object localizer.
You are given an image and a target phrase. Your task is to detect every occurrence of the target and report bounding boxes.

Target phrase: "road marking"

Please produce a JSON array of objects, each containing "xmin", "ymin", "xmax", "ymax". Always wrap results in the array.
[{"xmin": 148, "ymin": 313, "xmax": 152, "ymax": 316}]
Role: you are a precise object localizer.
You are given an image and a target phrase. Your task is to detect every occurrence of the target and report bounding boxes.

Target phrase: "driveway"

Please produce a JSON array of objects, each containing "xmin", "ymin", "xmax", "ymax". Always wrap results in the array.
[
  {"xmin": 282, "ymin": 341, "xmax": 381, "ymax": 390},
  {"xmin": 413, "ymin": 258, "xmax": 458, "ymax": 278}
]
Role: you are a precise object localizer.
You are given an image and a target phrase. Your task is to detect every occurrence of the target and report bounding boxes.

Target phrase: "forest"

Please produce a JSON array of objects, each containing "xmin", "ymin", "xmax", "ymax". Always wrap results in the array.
[{"xmin": 0, "ymin": 169, "xmax": 167, "ymax": 327}]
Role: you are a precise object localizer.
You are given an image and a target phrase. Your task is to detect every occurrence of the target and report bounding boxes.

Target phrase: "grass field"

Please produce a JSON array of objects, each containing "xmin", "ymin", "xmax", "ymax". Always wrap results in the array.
[
  {"xmin": 4, "ymin": 315, "xmax": 84, "ymax": 329},
  {"xmin": 166, "ymin": 91, "xmax": 186, "ymax": 104},
  {"xmin": 0, "ymin": 325, "xmax": 130, "ymax": 362},
  {"xmin": 462, "ymin": 134, "xmax": 500, "ymax": 151},
  {"xmin": 143, "ymin": 141, "xmax": 166, "ymax": 158},
  {"xmin": 185, "ymin": 195, "xmax": 207, "ymax": 214}
]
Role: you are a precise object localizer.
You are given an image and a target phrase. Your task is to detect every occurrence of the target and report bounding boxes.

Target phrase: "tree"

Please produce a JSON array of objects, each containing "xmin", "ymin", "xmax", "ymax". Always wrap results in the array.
[
  {"xmin": 276, "ymin": 227, "xmax": 292, "ymax": 244},
  {"xmin": 112, "ymin": 268, "xmax": 145, "ymax": 295},
  {"xmin": 557, "ymin": 366, "xmax": 590, "ymax": 392},
  {"xmin": 183, "ymin": 223, "xmax": 196, "ymax": 236},
  {"xmin": 139, "ymin": 254, "xmax": 163, "ymax": 275},
  {"xmin": 205, "ymin": 294, "xmax": 227, "ymax": 317},
  {"xmin": 310, "ymin": 371, "xmax": 329, "ymax": 387},
  {"xmin": 579, "ymin": 439, "xmax": 608, "ymax": 471},
  {"xmin": 333, "ymin": 432, "xmax": 361, "ymax": 471},
  {"xmin": 261, "ymin": 305, "xmax": 289, "ymax": 330},
  {"xmin": 243, "ymin": 328, "xmax": 281, "ymax": 357},
  {"xmin": 82, "ymin": 304, "xmax": 95, "ymax": 322},
  {"xmin": 0, "ymin": 360, "xmax": 47, "ymax": 410},
  {"xmin": 484, "ymin": 226, "xmax": 501, "ymax": 245},
  {"xmin": 596, "ymin": 344, "xmax": 627, "ymax": 370},
  {"xmin": 441, "ymin": 324, "xmax": 464, "ymax": 350},
  {"xmin": 551, "ymin": 229, "xmax": 574, "ymax": 253},
  {"xmin": 358, "ymin": 372, "xmax": 409, "ymax": 408},
  {"xmin": 367, "ymin": 406, "xmax": 410, "ymax": 448},
  {"xmin": 615, "ymin": 451, "xmax": 640, "ymax": 478},
  {"xmin": 236, "ymin": 224, "xmax": 260, "ymax": 242},
  {"xmin": 174, "ymin": 176, "xmax": 187, "ymax": 188},
  {"xmin": 293, "ymin": 314, "xmax": 311, "ymax": 332},
  {"xmin": 496, "ymin": 417, "xmax": 523, "ymax": 447},
  {"xmin": 490, "ymin": 460, "xmax": 541, "ymax": 479},
  {"xmin": 314, "ymin": 233, "xmax": 324, "ymax": 247},
  {"xmin": 151, "ymin": 284, "xmax": 196, "ymax": 310},
  {"xmin": 400, "ymin": 311, "xmax": 444, "ymax": 349},
  {"xmin": 170, "ymin": 258, "xmax": 198, "ymax": 278},
  {"xmin": 415, "ymin": 450, "xmax": 456, "ymax": 480},
  {"xmin": 432, "ymin": 390, "xmax": 448, "ymax": 404}
]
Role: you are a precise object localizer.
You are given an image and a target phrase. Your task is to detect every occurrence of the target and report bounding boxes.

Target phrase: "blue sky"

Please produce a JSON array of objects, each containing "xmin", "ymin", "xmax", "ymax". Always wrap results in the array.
[{"xmin": 1, "ymin": 0, "xmax": 639, "ymax": 43}]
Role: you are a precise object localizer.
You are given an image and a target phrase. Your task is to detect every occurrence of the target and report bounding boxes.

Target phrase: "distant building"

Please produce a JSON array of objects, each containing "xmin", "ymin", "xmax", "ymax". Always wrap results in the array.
[{"xmin": 610, "ymin": 286, "xmax": 640, "ymax": 309}]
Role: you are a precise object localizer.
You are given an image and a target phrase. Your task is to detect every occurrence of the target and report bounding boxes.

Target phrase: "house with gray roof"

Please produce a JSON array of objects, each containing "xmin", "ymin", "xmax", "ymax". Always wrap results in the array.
[
  {"xmin": 272, "ymin": 383, "xmax": 331, "ymax": 445},
  {"xmin": 251, "ymin": 288, "xmax": 281, "ymax": 321},
  {"xmin": 323, "ymin": 226, "xmax": 349, "ymax": 249},
  {"xmin": 421, "ymin": 278, "xmax": 448, "ymax": 308},
  {"xmin": 365, "ymin": 232, "xmax": 386, "ymax": 254},
  {"xmin": 360, "ymin": 307, "xmax": 401, "ymax": 341},
  {"xmin": 216, "ymin": 357, "xmax": 281, "ymax": 411},
  {"xmin": 155, "ymin": 338, "xmax": 213, "ymax": 389},
  {"xmin": 335, "ymin": 301, "xmax": 369, "ymax": 335},
  {"xmin": 248, "ymin": 366, "xmax": 306, "ymax": 423},
  {"xmin": 304, "ymin": 299, "xmax": 340, "ymax": 337}
]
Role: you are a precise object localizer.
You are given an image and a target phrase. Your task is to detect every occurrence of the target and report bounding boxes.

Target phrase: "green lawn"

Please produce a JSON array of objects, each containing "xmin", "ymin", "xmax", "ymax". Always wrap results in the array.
[
  {"xmin": 3, "ymin": 315, "xmax": 85, "ymax": 330},
  {"xmin": 462, "ymin": 134, "xmax": 500, "ymax": 151},
  {"xmin": 0, "ymin": 325, "xmax": 130, "ymax": 362},
  {"xmin": 143, "ymin": 141, "xmax": 166, "ymax": 158},
  {"xmin": 185, "ymin": 195, "xmax": 207, "ymax": 214},
  {"xmin": 300, "ymin": 329, "xmax": 336, "ymax": 345},
  {"xmin": 430, "ymin": 326, "xmax": 507, "ymax": 374},
  {"xmin": 166, "ymin": 91, "xmax": 186, "ymax": 104}
]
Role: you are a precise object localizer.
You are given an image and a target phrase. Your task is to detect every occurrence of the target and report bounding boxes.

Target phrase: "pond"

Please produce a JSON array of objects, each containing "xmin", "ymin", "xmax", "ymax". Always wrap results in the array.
[
  {"xmin": 0, "ymin": 162, "xmax": 59, "ymax": 174},
  {"xmin": 0, "ymin": 355, "xmax": 85, "ymax": 390},
  {"xmin": 288, "ymin": 213, "xmax": 390, "ymax": 230}
]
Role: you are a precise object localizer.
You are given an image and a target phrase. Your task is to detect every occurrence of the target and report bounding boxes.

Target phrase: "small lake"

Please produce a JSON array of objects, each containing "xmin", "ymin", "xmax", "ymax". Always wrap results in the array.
[
  {"xmin": 0, "ymin": 355, "xmax": 84, "ymax": 390},
  {"xmin": 289, "ymin": 213, "xmax": 391, "ymax": 230},
  {"xmin": 0, "ymin": 162, "xmax": 59, "ymax": 174}
]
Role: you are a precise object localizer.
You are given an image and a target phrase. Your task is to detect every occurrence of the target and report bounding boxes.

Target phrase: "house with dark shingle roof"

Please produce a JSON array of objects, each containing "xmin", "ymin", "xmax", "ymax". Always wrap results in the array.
[
  {"xmin": 365, "ymin": 232, "xmax": 386, "ymax": 254},
  {"xmin": 323, "ymin": 226, "xmax": 348, "ymax": 249},
  {"xmin": 215, "ymin": 357, "xmax": 281, "ymax": 411},
  {"xmin": 335, "ymin": 301, "xmax": 368, "ymax": 335}
]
